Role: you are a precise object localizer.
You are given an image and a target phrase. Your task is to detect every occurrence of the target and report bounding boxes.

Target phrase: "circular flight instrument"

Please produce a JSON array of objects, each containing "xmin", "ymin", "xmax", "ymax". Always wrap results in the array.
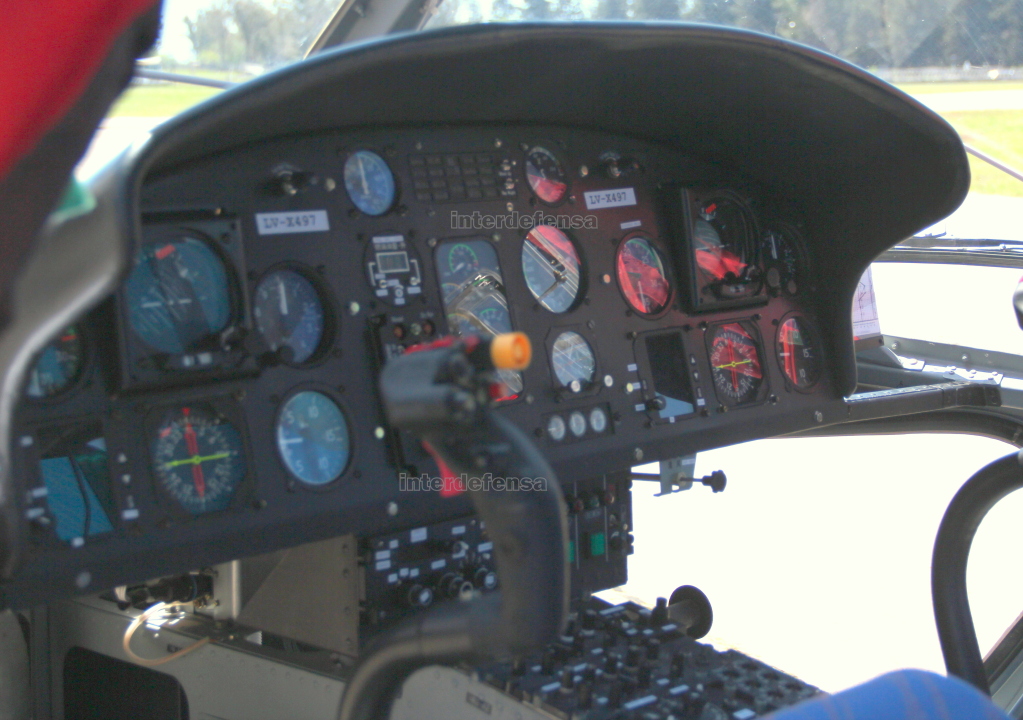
[
  {"xmin": 344, "ymin": 150, "xmax": 396, "ymax": 216},
  {"xmin": 551, "ymin": 331, "xmax": 596, "ymax": 391},
  {"xmin": 568, "ymin": 411, "xmax": 587, "ymax": 438},
  {"xmin": 708, "ymin": 322, "xmax": 765, "ymax": 407},
  {"xmin": 776, "ymin": 316, "xmax": 822, "ymax": 390},
  {"xmin": 26, "ymin": 325, "xmax": 85, "ymax": 399},
  {"xmin": 547, "ymin": 415, "xmax": 567, "ymax": 442},
  {"xmin": 524, "ymin": 146, "xmax": 568, "ymax": 205},
  {"xmin": 761, "ymin": 226, "xmax": 803, "ymax": 295},
  {"xmin": 151, "ymin": 406, "xmax": 246, "ymax": 515},
  {"xmin": 616, "ymin": 235, "xmax": 672, "ymax": 315},
  {"xmin": 253, "ymin": 269, "xmax": 326, "ymax": 364},
  {"xmin": 125, "ymin": 236, "xmax": 233, "ymax": 355},
  {"xmin": 443, "ymin": 242, "xmax": 481, "ymax": 287},
  {"xmin": 521, "ymin": 226, "xmax": 583, "ymax": 313},
  {"xmin": 693, "ymin": 197, "xmax": 760, "ymax": 298},
  {"xmin": 276, "ymin": 391, "xmax": 351, "ymax": 487}
]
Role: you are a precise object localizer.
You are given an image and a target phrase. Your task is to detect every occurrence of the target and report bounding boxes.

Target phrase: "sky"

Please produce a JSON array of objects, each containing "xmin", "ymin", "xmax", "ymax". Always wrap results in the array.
[{"xmin": 157, "ymin": 0, "xmax": 218, "ymax": 61}]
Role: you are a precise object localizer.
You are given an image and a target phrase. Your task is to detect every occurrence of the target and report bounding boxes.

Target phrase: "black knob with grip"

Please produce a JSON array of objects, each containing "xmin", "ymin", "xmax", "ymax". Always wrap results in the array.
[
  {"xmin": 608, "ymin": 680, "xmax": 624, "ymax": 708},
  {"xmin": 651, "ymin": 596, "xmax": 668, "ymax": 625},
  {"xmin": 625, "ymin": 644, "xmax": 642, "ymax": 667},
  {"xmin": 406, "ymin": 584, "xmax": 434, "ymax": 609},
  {"xmin": 577, "ymin": 680, "xmax": 593, "ymax": 709},
  {"xmin": 560, "ymin": 667, "xmax": 575, "ymax": 691},
  {"xmin": 683, "ymin": 691, "xmax": 707, "ymax": 719},
  {"xmin": 603, "ymin": 654, "xmax": 619, "ymax": 676},
  {"xmin": 670, "ymin": 652, "xmax": 686, "ymax": 678},
  {"xmin": 637, "ymin": 663, "xmax": 652, "ymax": 688},
  {"xmin": 646, "ymin": 638, "xmax": 661, "ymax": 660},
  {"xmin": 667, "ymin": 585, "xmax": 714, "ymax": 639},
  {"xmin": 473, "ymin": 566, "xmax": 497, "ymax": 590}
]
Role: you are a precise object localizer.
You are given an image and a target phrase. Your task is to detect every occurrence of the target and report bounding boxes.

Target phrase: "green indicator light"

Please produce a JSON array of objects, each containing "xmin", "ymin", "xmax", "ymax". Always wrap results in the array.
[{"xmin": 590, "ymin": 532, "xmax": 606, "ymax": 558}]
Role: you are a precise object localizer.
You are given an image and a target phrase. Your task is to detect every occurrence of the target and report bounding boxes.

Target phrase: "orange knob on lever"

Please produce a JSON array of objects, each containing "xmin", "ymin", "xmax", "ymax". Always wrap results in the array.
[{"xmin": 489, "ymin": 332, "xmax": 532, "ymax": 371}]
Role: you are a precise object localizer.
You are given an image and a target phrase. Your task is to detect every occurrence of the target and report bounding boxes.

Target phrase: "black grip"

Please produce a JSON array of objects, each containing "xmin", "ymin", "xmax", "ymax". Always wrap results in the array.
[{"xmin": 932, "ymin": 450, "xmax": 1023, "ymax": 694}]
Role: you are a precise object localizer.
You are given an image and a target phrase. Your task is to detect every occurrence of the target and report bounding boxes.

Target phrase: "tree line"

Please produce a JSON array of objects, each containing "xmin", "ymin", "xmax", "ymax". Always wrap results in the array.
[{"xmin": 184, "ymin": 0, "xmax": 1023, "ymax": 69}]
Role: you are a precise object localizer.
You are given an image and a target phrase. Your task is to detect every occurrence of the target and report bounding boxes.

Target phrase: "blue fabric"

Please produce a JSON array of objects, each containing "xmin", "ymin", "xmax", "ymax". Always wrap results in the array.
[{"xmin": 765, "ymin": 670, "xmax": 1011, "ymax": 720}]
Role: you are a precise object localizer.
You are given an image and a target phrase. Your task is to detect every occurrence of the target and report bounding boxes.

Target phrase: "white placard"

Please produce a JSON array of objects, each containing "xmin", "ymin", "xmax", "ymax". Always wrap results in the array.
[
  {"xmin": 584, "ymin": 187, "xmax": 637, "ymax": 210},
  {"xmin": 255, "ymin": 210, "xmax": 329, "ymax": 235},
  {"xmin": 852, "ymin": 265, "xmax": 882, "ymax": 339}
]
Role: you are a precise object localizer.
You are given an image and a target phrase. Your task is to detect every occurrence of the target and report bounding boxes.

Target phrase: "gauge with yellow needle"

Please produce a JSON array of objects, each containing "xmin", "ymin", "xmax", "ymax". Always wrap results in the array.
[
  {"xmin": 707, "ymin": 322, "xmax": 765, "ymax": 407},
  {"xmin": 151, "ymin": 405, "xmax": 246, "ymax": 515}
]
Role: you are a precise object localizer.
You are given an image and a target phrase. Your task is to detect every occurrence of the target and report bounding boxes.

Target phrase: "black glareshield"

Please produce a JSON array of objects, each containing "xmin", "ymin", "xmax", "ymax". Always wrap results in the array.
[{"xmin": 338, "ymin": 341, "xmax": 568, "ymax": 720}]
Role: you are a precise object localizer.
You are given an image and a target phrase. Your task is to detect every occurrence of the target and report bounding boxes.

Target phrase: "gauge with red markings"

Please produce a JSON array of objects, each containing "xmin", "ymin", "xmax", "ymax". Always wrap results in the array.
[
  {"xmin": 524, "ymin": 146, "xmax": 568, "ymax": 205},
  {"xmin": 26, "ymin": 325, "xmax": 85, "ymax": 399},
  {"xmin": 776, "ymin": 316, "xmax": 822, "ymax": 390},
  {"xmin": 692, "ymin": 196, "xmax": 761, "ymax": 301},
  {"xmin": 708, "ymin": 322, "xmax": 765, "ymax": 406},
  {"xmin": 616, "ymin": 235, "xmax": 672, "ymax": 315},
  {"xmin": 151, "ymin": 405, "xmax": 245, "ymax": 515}
]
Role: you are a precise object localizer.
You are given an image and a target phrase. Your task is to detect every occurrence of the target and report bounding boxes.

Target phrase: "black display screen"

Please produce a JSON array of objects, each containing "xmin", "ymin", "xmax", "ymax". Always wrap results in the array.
[{"xmin": 646, "ymin": 332, "xmax": 695, "ymax": 419}]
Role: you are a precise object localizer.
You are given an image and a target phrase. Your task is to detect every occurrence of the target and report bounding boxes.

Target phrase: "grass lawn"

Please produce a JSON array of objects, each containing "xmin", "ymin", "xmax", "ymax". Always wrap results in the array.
[
  {"xmin": 896, "ymin": 81, "xmax": 1023, "ymax": 95},
  {"xmin": 938, "ymin": 109, "xmax": 1023, "ymax": 197},
  {"xmin": 107, "ymin": 83, "xmax": 223, "ymax": 117}
]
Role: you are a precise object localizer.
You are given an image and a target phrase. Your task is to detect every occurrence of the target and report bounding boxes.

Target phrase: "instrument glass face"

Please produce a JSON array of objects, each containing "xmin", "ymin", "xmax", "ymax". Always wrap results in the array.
[
  {"xmin": 253, "ymin": 269, "xmax": 325, "ymax": 364},
  {"xmin": 692, "ymin": 196, "xmax": 761, "ymax": 302},
  {"xmin": 521, "ymin": 225, "xmax": 583, "ymax": 313},
  {"xmin": 436, "ymin": 238, "xmax": 521, "ymax": 395},
  {"xmin": 551, "ymin": 331, "xmax": 596, "ymax": 391},
  {"xmin": 125, "ymin": 236, "xmax": 233, "ymax": 355},
  {"xmin": 26, "ymin": 326, "xmax": 85, "ymax": 399},
  {"xmin": 776, "ymin": 316, "xmax": 822, "ymax": 390},
  {"xmin": 151, "ymin": 405, "xmax": 246, "ymax": 515},
  {"xmin": 616, "ymin": 235, "xmax": 672, "ymax": 315},
  {"xmin": 344, "ymin": 150, "xmax": 396, "ymax": 216},
  {"xmin": 524, "ymin": 146, "xmax": 568, "ymax": 204},
  {"xmin": 276, "ymin": 391, "xmax": 351, "ymax": 486},
  {"xmin": 708, "ymin": 322, "xmax": 765, "ymax": 407},
  {"xmin": 761, "ymin": 226, "xmax": 803, "ymax": 295}
]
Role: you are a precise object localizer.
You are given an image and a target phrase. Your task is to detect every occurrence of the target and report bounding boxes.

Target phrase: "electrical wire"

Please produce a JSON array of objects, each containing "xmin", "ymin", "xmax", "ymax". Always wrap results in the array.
[{"xmin": 121, "ymin": 601, "xmax": 211, "ymax": 667}]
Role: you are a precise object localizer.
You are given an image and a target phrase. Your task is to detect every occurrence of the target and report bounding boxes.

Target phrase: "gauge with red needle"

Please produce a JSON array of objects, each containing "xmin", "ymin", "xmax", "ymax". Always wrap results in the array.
[
  {"xmin": 776, "ymin": 315, "xmax": 822, "ymax": 390},
  {"xmin": 691, "ymin": 195, "xmax": 761, "ymax": 303},
  {"xmin": 524, "ymin": 146, "xmax": 568, "ymax": 205},
  {"xmin": 616, "ymin": 235, "xmax": 672, "ymax": 315},
  {"xmin": 152, "ymin": 405, "xmax": 246, "ymax": 515},
  {"xmin": 708, "ymin": 322, "xmax": 765, "ymax": 406}
]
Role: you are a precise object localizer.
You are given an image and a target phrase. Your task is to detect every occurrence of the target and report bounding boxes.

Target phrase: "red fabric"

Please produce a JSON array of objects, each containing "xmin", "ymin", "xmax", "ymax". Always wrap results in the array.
[{"xmin": 0, "ymin": 0, "xmax": 159, "ymax": 179}]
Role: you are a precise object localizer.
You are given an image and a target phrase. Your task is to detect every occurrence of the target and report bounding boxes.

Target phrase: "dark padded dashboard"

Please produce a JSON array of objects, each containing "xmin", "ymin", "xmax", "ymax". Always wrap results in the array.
[{"xmin": 1, "ymin": 23, "xmax": 969, "ymax": 608}]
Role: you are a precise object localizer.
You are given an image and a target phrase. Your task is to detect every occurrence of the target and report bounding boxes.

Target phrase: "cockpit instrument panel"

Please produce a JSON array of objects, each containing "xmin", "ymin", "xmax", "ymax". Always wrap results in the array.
[{"xmin": 6, "ymin": 124, "xmax": 837, "ymax": 607}]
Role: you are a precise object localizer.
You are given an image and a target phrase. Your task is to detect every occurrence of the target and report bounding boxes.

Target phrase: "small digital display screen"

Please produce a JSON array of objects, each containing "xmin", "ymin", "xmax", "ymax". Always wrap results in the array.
[
  {"xmin": 646, "ymin": 332, "xmax": 695, "ymax": 419},
  {"xmin": 38, "ymin": 425, "xmax": 114, "ymax": 542},
  {"xmin": 377, "ymin": 251, "xmax": 410, "ymax": 274}
]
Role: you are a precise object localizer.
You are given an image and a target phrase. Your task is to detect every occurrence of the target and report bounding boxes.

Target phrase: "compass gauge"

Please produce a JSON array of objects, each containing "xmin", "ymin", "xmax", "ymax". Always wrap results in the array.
[
  {"xmin": 708, "ymin": 322, "xmax": 765, "ymax": 407},
  {"xmin": 151, "ymin": 406, "xmax": 246, "ymax": 515}
]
